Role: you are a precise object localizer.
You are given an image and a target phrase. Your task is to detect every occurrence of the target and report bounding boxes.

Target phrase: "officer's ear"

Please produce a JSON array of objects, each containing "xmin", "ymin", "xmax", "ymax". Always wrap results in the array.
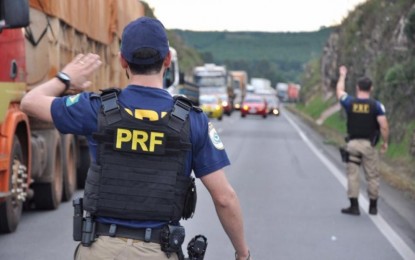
[
  {"xmin": 163, "ymin": 51, "xmax": 171, "ymax": 68},
  {"xmin": 119, "ymin": 52, "xmax": 129, "ymax": 69}
]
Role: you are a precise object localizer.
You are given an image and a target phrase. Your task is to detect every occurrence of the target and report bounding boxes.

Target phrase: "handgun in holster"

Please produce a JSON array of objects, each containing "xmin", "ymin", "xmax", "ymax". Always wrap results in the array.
[{"xmin": 81, "ymin": 212, "xmax": 96, "ymax": 247}]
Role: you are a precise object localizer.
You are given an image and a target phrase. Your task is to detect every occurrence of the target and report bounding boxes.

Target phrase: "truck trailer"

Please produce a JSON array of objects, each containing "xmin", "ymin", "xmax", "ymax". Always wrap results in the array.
[
  {"xmin": 0, "ymin": 0, "xmax": 175, "ymax": 233},
  {"xmin": 229, "ymin": 70, "xmax": 248, "ymax": 110}
]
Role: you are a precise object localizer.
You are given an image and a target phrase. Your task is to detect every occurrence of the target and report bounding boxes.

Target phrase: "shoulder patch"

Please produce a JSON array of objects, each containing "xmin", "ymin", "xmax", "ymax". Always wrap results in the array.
[
  {"xmin": 66, "ymin": 94, "xmax": 80, "ymax": 107},
  {"xmin": 379, "ymin": 103, "xmax": 386, "ymax": 114},
  {"xmin": 340, "ymin": 93, "xmax": 348, "ymax": 102},
  {"xmin": 208, "ymin": 122, "xmax": 224, "ymax": 150}
]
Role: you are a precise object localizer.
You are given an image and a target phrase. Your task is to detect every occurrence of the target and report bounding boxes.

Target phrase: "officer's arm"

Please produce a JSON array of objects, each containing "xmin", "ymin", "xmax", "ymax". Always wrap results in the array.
[
  {"xmin": 377, "ymin": 115, "xmax": 389, "ymax": 153},
  {"xmin": 200, "ymin": 169, "xmax": 250, "ymax": 260},
  {"xmin": 21, "ymin": 53, "xmax": 101, "ymax": 122},
  {"xmin": 20, "ymin": 78, "xmax": 65, "ymax": 122},
  {"xmin": 336, "ymin": 66, "xmax": 348, "ymax": 100}
]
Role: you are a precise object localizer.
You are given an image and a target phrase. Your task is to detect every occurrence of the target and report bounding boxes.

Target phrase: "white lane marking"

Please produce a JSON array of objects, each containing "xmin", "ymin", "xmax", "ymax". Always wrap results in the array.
[{"xmin": 283, "ymin": 112, "xmax": 415, "ymax": 260}]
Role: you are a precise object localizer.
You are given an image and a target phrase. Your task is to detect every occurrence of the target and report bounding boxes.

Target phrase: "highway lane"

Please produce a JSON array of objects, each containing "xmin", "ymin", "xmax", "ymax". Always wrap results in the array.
[{"xmin": 0, "ymin": 107, "xmax": 414, "ymax": 260}]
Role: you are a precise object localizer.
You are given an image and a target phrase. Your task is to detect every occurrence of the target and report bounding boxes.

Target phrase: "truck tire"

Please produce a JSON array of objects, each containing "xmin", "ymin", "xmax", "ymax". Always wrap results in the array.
[
  {"xmin": 32, "ymin": 130, "xmax": 63, "ymax": 210},
  {"xmin": 0, "ymin": 136, "xmax": 26, "ymax": 233},
  {"xmin": 61, "ymin": 134, "xmax": 77, "ymax": 201},
  {"xmin": 76, "ymin": 145, "xmax": 90, "ymax": 189}
]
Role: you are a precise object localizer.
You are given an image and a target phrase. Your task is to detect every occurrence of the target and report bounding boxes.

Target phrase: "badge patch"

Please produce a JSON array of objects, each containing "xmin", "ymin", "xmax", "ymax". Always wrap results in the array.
[
  {"xmin": 65, "ymin": 94, "xmax": 80, "ymax": 107},
  {"xmin": 208, "ymin": 122, "xmax": 224, "ymax": 150}
]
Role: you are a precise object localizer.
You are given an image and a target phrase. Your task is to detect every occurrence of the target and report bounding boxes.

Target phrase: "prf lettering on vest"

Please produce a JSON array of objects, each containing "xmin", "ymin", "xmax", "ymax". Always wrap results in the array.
[
  {"xmin": 352, "ymin": 103, "xmax": 370, "ymax": 113},
  {"xmin": 114, "ymin": 128, "xmax": 166, "ymax": 154}
]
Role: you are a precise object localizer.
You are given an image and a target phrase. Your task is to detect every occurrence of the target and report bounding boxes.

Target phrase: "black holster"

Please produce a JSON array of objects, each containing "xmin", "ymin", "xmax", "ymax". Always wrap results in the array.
[
  {"xmin": 371, "ymin": 131, "xmax": 380, "ymax": 147},
  {"xmin": 339, "ymin": 146, "xmax": 349, "ymax": 163},
  {"xmin": 73, "ymin": 198, "xmax": 83, "ymax": 242},
  {"xmin": 160, "ymin": 225, "xmax": 186, "ymax": 259},
  {"xmin": 72, "ymin": 198, "xmax": 96, "ymax": 247},
  {"xmin": 81, "ymin": 212, "xmax": 96, "ymax": 247}
]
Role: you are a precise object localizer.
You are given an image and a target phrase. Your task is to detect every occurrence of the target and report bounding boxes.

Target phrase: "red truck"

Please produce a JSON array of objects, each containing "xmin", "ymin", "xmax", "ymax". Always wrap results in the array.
[
  {"xmin": 0, "ymin": 0, "xmax": 148, "ymax": 233},
  {"xmin": 287, "ymin": 83, "xmax": 301, "ymax": 102}
]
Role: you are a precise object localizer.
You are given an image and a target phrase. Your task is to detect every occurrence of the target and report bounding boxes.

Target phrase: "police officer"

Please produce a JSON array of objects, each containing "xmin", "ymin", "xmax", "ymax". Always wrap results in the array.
[
  {"xmin": 336, "ymin": 65, "xmax": 389, "ymax": 216},
  {"xmin": 21, "ymin": 17, "xmax": 251, "ymax": 260}
]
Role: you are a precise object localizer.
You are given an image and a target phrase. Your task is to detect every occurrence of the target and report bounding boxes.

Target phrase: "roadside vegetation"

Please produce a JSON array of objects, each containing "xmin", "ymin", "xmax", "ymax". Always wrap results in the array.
[{"xmin": 172, "ymin": 29, "xmax": 331, "ymax": 83}]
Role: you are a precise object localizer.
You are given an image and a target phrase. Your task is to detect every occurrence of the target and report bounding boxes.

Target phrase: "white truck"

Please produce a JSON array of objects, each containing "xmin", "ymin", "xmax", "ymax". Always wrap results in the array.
[{"xmin": 193, "ymin": 63, "xmax": 234, "ymax": 115}]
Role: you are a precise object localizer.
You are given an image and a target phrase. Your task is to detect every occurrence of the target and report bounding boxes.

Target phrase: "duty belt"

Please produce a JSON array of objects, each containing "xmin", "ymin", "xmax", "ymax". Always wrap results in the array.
[{"xmin": 95, "ymin": 222, "xmax": 162, "ymax": 243}]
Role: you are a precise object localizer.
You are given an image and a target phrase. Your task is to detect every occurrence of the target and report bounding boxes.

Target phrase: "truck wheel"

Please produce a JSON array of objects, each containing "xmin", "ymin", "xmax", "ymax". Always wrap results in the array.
[
  {"xmin": 33, "ymin": 130, "xmax": 63, "ymax": 210},
  {"xmin": 61, "ymin": 134, "xmax": 77, "ymax": 201},
  {"xmin": 0, "ymin": 136, "xmax": 27, "ymax": 233},
  {"xmin": 76, "ymin": 145, "xmax": 90, "ymax": 189}
]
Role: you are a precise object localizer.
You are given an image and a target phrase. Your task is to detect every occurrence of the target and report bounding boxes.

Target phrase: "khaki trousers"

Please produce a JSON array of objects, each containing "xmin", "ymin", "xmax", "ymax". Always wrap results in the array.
[
  {"xmin": 346, "ymin": 139, "xmax": 380, "ymax": 199},
  {"xmin": 74, "ymin": 236, "xmax": 179, "ymax": 260}
]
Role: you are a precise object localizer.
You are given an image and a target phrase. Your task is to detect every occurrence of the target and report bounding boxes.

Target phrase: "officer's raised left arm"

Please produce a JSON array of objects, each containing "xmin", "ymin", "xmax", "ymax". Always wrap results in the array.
[
  {"xmin": 20, "ymin": 53, "xmax": 101, "ymax": 122},
  {"xmin": 336, "ymin": 66, "xmax": 348, "ymax": 100}
]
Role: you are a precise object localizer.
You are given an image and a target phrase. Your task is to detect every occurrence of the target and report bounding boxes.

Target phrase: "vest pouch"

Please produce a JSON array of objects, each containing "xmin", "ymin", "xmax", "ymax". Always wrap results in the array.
[
  {"xmin": 182, "ymin": 178, "xmax": 197, "ymax": 220},
  {"xmin": 83, "ymin": 164, "xmax": 101, "ymax": 213}
]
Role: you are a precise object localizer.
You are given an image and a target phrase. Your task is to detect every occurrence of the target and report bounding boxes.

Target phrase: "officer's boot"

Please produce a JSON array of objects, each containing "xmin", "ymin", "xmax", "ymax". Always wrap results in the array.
[
  {"xmin": 341, "ymin": 198, "xmax": 360, "ymax": 216},
  {"xmin": 369, "ymin": 199, "xmax": 377, "ymax": 215}
]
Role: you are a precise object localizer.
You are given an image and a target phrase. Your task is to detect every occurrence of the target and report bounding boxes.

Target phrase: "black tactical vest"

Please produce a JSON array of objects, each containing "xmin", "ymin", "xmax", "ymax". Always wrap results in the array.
[
  {"xmin": 346, "ymin": 98, "xmax": 379, "ymax": 140},
  {"xmin": 83, "ymin": 89, "xmax": 198, "ymax": 222}
]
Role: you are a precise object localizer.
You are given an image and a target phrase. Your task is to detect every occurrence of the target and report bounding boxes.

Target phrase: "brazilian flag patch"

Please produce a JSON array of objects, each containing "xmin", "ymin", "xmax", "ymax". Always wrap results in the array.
[
  {"xmin": 208, "ymin": 122, "xmax": 224, "ymax": 150},
  {"xmin": 65, "ymin": 94, "xmax": 80, "ymax": 107}
]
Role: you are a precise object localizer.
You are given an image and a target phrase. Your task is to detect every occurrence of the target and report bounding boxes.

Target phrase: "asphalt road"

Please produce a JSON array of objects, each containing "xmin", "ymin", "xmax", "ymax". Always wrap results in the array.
[{"xmin": 0, "ymin": 106, "xmax": 414, "ymax": 260}]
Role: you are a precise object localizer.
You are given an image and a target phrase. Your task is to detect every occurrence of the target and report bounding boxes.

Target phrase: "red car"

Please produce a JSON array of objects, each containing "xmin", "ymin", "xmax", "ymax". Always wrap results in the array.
[{"xmin": 240, "ymin": 95, "xmax": 268, "ymax": 118}]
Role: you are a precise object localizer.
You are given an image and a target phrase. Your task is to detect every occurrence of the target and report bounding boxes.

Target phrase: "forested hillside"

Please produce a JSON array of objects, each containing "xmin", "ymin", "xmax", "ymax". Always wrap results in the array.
[{"xmin": 173, "ymin": 29, "xmax": 332, "ymax": 84}]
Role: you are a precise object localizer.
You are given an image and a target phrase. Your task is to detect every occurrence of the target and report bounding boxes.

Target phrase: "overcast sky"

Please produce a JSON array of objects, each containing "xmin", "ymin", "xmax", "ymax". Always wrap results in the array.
[{"xmin": 144, "ymin": 0, "xmax": 367, "ymax": 32}]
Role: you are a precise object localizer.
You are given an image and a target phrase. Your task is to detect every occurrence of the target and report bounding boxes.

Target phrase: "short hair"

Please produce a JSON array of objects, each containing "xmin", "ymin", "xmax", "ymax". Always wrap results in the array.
[
  {"xmin": 127, "ymin": 48, "xmax": 164, "ymax": 75},
  {"xmin": 357, "ymin": 77, "xmax": 372, "ymax": 92}
]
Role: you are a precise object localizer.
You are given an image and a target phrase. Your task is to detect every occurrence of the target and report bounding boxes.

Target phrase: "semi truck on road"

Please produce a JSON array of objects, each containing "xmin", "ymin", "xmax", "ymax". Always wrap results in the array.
[
  {"xmin": 229, "ymin": 70, "xmax": 248, "ymax": 110},
  {"xmin": 0, "ymin": 0, "xmax": 173, "ymax": 233},
  {"xmin": 193, "ymin": 63, "xmax": 234, "ymax": 115}
]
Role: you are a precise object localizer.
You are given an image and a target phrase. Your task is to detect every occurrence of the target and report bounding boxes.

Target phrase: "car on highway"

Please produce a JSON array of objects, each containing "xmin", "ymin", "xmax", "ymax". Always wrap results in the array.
[
  {"xmin": 218, "ymin": 94, "xmax": 233, "ymax": 115},
  {"xmin": 263, "ymin": 95, "xmax": 280, "ymax": 116},
  {"xmin": 233, "ymin": 95, "xmax": 243, "ymax": 110},
  {"xmin": 199, "ymin": 94, "xmax": 224, "ymax": 120},
  {"xmin": 240, "ymin": 94, "xmax": 268, "ymax": 118}
]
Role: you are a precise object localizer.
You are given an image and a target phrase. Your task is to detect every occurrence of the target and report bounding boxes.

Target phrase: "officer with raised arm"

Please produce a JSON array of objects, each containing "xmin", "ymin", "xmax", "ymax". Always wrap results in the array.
[
  {"xmin": 336, "ymin": 65, "xmax": 389, "ymax": 216},
  {"xmin": 21, "ymin": 16, "xmax": 251, "ymax": 260}
]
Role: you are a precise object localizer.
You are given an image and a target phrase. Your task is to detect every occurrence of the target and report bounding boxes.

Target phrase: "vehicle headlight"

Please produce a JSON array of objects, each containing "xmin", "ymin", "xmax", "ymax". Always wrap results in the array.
[{"xmin": 222, "ymin": 101, "xmax": 228, "ymax": 107}]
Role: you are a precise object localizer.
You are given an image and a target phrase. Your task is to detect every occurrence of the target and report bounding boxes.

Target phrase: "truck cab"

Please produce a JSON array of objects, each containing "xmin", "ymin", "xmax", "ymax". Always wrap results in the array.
[{"xmin": 0, "ymin": 0, "xmax": 31, "ymax": 234}]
